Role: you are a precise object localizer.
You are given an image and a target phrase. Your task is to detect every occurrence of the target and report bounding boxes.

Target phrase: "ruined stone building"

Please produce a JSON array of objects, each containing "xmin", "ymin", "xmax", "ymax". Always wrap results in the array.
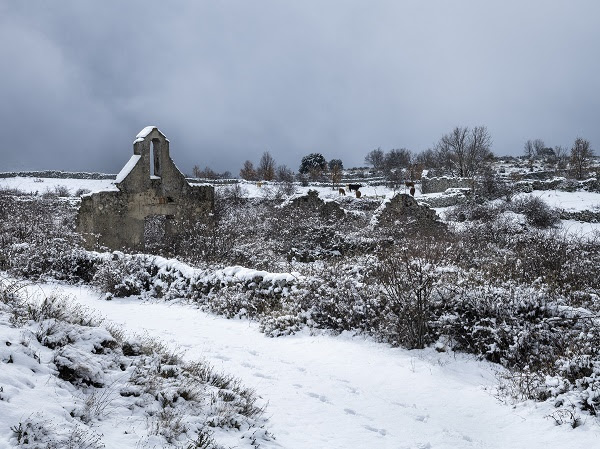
[{"xmin": 76, "ymin": 126, "xmax": 214, "ymax": 251}]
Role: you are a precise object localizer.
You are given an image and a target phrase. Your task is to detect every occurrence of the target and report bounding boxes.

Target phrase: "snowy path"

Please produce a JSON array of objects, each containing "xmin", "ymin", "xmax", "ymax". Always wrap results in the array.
[{"xmin": 37, "ymin": 284, "xmax": 600, "ymax": 449}]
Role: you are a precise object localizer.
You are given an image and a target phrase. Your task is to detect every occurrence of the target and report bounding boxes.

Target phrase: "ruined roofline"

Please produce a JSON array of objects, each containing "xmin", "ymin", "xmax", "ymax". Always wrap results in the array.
[
  {"xmin": 76, "ymin": 126, "xmax": 215, "ymax": 251},
  {"xmin": 133, "ymin": 126, "xmax": 170, "ymax": 144}
]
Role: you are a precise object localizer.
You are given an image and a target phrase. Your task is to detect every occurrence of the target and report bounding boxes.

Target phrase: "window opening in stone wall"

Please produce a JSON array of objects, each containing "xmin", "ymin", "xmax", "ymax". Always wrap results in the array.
[
  {"xmin": 144, "ymin": 215, "xmax": 166, "ymax": 250},
  {"xmin": 150, "ymin": 140, "xmax": 156, "ymax": 177},
  {"xmin": 151, "ymin": 138, "xmax": 161, "ymax": 178}
]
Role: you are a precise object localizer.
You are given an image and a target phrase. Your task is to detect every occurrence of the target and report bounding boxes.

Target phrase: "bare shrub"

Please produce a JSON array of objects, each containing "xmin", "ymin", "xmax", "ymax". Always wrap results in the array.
[
  {"xmin": 75, "ymin": 188, "xmax": 91, "ymax": 197},
  {"xmin": 514, "ymin": 196, "xmax": 559, "ymax": 228},
  {"xmin": 546, "ymin": 407, "xmax": 583, "ymax": 428},
  {"xmin": 218, "ymin": 183, "xmax": 247, "ymax": 204},
  {"xmin": 373, "ymin": 236, "xmax": 457, "ymax": 349},
  {"xmin": 496, "ymin": 368, "xmax": 550, "ymax": 403},
  {"xmin": 445, "ymin": 200, "xmax": 508, "ymax": 222}
]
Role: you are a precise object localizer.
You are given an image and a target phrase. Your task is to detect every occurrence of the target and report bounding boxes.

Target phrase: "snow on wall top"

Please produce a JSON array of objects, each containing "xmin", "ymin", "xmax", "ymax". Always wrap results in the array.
[
  {"xmin": 136, "ymin": 126, "xmax": 158, "ymax": 139},
  {"xmin": 115, "ymin": 155, "xmax": 141, "ymax": 183},
  {"xmin": 133, "ymin": 125, "xmax": 170, "ymax": 143},
  {"xmin": 147, "ymin": 256, "xmax": 301, "ymax": 285}
]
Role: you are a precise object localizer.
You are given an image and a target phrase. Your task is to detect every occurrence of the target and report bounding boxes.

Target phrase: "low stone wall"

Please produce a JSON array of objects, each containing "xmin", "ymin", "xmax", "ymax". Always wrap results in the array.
[
  {"xmin": 559, "ymin": 210, "xmax": 600, "ymax": 223},
  {"xmin": 515, "ymin": 177, "xmax": 600, "ymax": 193},
  {"xmin": 421, "ymin": 176, "xmax": 472, "ymax": 194},
  {"xmin": 419, "ymin": 193, "xmax": 469, "ymax": 208}
]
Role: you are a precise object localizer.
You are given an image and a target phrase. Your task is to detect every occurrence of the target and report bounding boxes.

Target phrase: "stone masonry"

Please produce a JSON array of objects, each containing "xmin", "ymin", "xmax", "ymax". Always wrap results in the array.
[
  {"xmin": 421, "ymin": 173, "xmax": 473, "ymax": 194},
  {"xmin": 76, "ymin": 126, "xmax": 214, "ymax": 251},
  {"xmin": 376, "ymin": 193, "xmax": 446, "ymax": 233}
]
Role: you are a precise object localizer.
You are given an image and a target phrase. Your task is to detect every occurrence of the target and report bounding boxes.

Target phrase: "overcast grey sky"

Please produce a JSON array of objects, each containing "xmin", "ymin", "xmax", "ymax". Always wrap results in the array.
[{"xmin": 1, "ymin": 1, "xmax": 599, "ymax": 175}]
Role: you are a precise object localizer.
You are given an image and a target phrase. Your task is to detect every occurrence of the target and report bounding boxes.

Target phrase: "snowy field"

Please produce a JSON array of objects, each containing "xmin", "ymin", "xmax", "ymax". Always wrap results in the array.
[
  {"xmin": 7, "ymin": 282, "xmax": 598, "ymax": 449},
  {"xmin": 0, "ymin": 176, "xmax": 116, "ymax": 196},
  {"xmin": 515, "ymin": 189, "xmax": 600, "ymax": 212},
  {"xmin": 4, "ymin": 173, "xmax": 600, "ymax": 208},
  {"xmin": 558, "ymin": 219, "xmax": 600, "ymax": 238},
  {"xmin": 4, "ymin": 175, "xmax": 600, "ymax": 209},
  {"xmin": 0, "ymin": 176, "xmax": 403, "ymax": 200}
]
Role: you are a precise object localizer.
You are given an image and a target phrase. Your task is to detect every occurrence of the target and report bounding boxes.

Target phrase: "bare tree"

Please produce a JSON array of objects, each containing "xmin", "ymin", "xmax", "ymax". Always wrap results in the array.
[
  {"xmin": 570, "ymin": 137, "xmax": 594, "ymax": 180},
  {"xmin": 524, "ymin": 139, "xmax": 545, "ymax": 160},
  {"xmin": 436, "ymin": 126, "xmax": 493, "ymax": 177},
  {"xmin": 384, "ymin": 148, "xmax": 411, "ymax": 172},
  {"xmin": 436, "ymin": 127, "xmax": 469, "ymax": 176},
  {"xmin": 192, "ymin": 166, "xmax": 218, "ymax": 179},
  {"xmin": 239, "ymin": 160, "xmax": 257, "ymax": 181},
  {"xmin": 257, "ymin": 151, "xmax": 276, "ymax": 181},
  {"xmin": 276, "ymin": 164, "xmax": 294, "ymax": 182},
  {"xmin": 364, "ymin": 147, "xmax": 385, "ymax": 171},
  {"xmin": 465, "ymin": 126, "xmax": 493, "ymax": 177},
  {"xmin": 553, "ymin": 145, "xmax": 569, "ymax": 171},
  {"xmin": 328, "ymin": 159, "xmax": 343, "ymax": 189},
  {"xmin": 192, "ymin": 165, "xmax": 202, "ymax": 178}
]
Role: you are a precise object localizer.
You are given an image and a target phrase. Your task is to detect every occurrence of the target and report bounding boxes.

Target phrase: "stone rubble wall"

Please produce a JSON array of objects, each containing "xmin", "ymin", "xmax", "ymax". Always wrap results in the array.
[{"xmin": 421, "ymin": 176, "xmax": 473, "ymax": 194}]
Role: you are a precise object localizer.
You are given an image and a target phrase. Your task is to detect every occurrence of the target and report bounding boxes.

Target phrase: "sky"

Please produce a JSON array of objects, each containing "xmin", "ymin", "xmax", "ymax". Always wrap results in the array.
[{"xmin": 1, "ymin": 1, "xmax": 599, "ymax": 175}]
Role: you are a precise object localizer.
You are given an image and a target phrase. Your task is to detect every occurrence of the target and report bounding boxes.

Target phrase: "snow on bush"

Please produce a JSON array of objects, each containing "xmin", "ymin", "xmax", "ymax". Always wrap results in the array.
[
  {"xmin": 3, "ymin": 185, "xmax": 600, "ymax": 424},
  {"xmin": 0, "ymin": 277, "xmax": 272, "ymax": 448}
]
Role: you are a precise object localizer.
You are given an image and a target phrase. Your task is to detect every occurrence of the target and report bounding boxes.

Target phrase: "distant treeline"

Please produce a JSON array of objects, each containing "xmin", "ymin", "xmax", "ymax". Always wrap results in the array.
[{"xmin": 0, "ymin": 170, "xmax": 116, "ymax": 180}]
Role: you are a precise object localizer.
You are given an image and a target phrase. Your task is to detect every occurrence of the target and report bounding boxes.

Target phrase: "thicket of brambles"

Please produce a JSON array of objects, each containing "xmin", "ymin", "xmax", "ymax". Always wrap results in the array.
[{"xmin": 1, "ymin": 177, "xmax": 600, "ymax": 426}]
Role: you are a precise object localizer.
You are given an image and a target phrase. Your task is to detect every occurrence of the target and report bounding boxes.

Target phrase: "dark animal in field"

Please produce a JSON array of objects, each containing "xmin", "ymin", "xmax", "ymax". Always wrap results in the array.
[
  {"xmin": 405, "ymin": 181, "xmax": 415, "ymax": 188},
  {"xmin": 355, "ymin": 190, "xmax": 362, "ymax": 198},
  {"xmin": 338, "ymin": 188, "xmax": 346, "ymax": 195},
  {"xmin": 347, "ymin": 184, "xmax": 362, "ymax": 192},
  {"xmin": 410, "ymin": 186, "xmax": 415, "ymax": 196}
]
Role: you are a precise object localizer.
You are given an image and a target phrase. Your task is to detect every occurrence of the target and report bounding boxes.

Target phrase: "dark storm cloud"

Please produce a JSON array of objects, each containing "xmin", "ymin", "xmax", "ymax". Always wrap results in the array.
[{"xmin": 1, "ymin": 1, "xmax": 599, "ymax": 174}]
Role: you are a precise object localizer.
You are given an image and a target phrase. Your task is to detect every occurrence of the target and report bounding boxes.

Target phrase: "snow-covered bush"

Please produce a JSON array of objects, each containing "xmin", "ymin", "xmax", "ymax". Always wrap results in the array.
[
  {"xmin": 372, "ymin": 237, "xmax": 458, "ymax": 349},
  {"xmin": 91, "ymin": 254, "xmax": 155, "ymax": 297},
  {"xmin": 4, "ymin": 182, "xmax": 600, "ymax": 424},
  {"xmin": 514, "ymin": 196, "xmax": 560, "ymax": 228},
  {"xmin": 0, "ymin": 279, "xmax": 272, "ymax": 448},
  {"xmin": 9, "ymin": 239, "xmax": 99, "ymax": 283},
  {"xmin": 445, "ymin": 200, "xmax": 509, "ymax": 223}
]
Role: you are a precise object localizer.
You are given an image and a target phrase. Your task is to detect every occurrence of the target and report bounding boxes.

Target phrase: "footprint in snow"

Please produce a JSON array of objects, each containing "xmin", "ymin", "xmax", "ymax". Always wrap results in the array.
[
  {"xmin": 293, "ymin": 383, "xmax": 303, "ymax": 389},
  {"xmin": 253, "ymin": 372, "xmax": 273, "ymax": 379},
  {"xmin": 415, "ymin": 414, "xmax": 429, "ymax": 423},
  {"xmin": 344, "ymin": 408, "xmax": 356, "ymax": 415},
  {"xmin": 363, "ymin": 425, "xmax": 387, "ymax": 436},
  {"xmin": 248, "ymin": 350, "xmax": 259, "ymax": 356},
  {"xmin": 346, "ymin": 385, "xmax": 360, "ymax": 395},
  {"xmin": 214, "ymin": 354, "xmax": 230, "ymax": 361},
  {"xmin": 333, "ymin": 376, "xmax": 350, "ymax": 383},
  {"xmin": 306, "ymin": 392, "xmax": 330, "ymax": 403},
  {"xmin": 392, "ymin": 401, "xmax": 409, "ymax": 408}
]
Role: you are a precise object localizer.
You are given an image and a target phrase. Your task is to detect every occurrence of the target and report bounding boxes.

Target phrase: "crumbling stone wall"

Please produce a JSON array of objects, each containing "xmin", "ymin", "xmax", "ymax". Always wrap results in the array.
[
  {"xmin": 288, "ymin": 189, "xmax": 345, "ymax": 219},
  {"xmin": 76, "ymin": 127, "xmax": 214, "ymax": 251},
  {"xmin": 421, "ymin": 175, "xmax": 473, "ymax": 194},
  {"xmin": 376, "ymin": 193, "xmax": 445, "ymax": 232}
]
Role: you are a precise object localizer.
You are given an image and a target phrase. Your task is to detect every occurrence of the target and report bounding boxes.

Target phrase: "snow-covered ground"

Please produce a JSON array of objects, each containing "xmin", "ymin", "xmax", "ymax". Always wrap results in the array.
[
  {"xmin": 558, "ymin": 219, "xmax": 600, "ymax": 238},
  {"xmin": 0, "ymin": 176, "xmax": 116, "ymax": 196},
  {"xmin": 222, "ymin": 180, "xmax": 399, "ymax": 201},
  {"xmin": 17, "ymin": 282, "xmax": 600, "ymax": 449},
  {"xmin": 5, "ymin": 174, "xmax": 600, "ymax": 213},
  {"xmin": 0, "ymin": 176, "xmax": 401, "ymax": 200},
  {"xmin": 515, "ymin": 190, "xmax": 600, "ymax": 212}
]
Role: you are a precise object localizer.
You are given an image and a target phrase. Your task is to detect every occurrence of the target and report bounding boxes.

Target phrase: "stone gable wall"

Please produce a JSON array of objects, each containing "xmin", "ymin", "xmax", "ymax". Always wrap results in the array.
[{"xmin": 76, "ymin": 127, "xmax": 214, "ymax": 251}]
